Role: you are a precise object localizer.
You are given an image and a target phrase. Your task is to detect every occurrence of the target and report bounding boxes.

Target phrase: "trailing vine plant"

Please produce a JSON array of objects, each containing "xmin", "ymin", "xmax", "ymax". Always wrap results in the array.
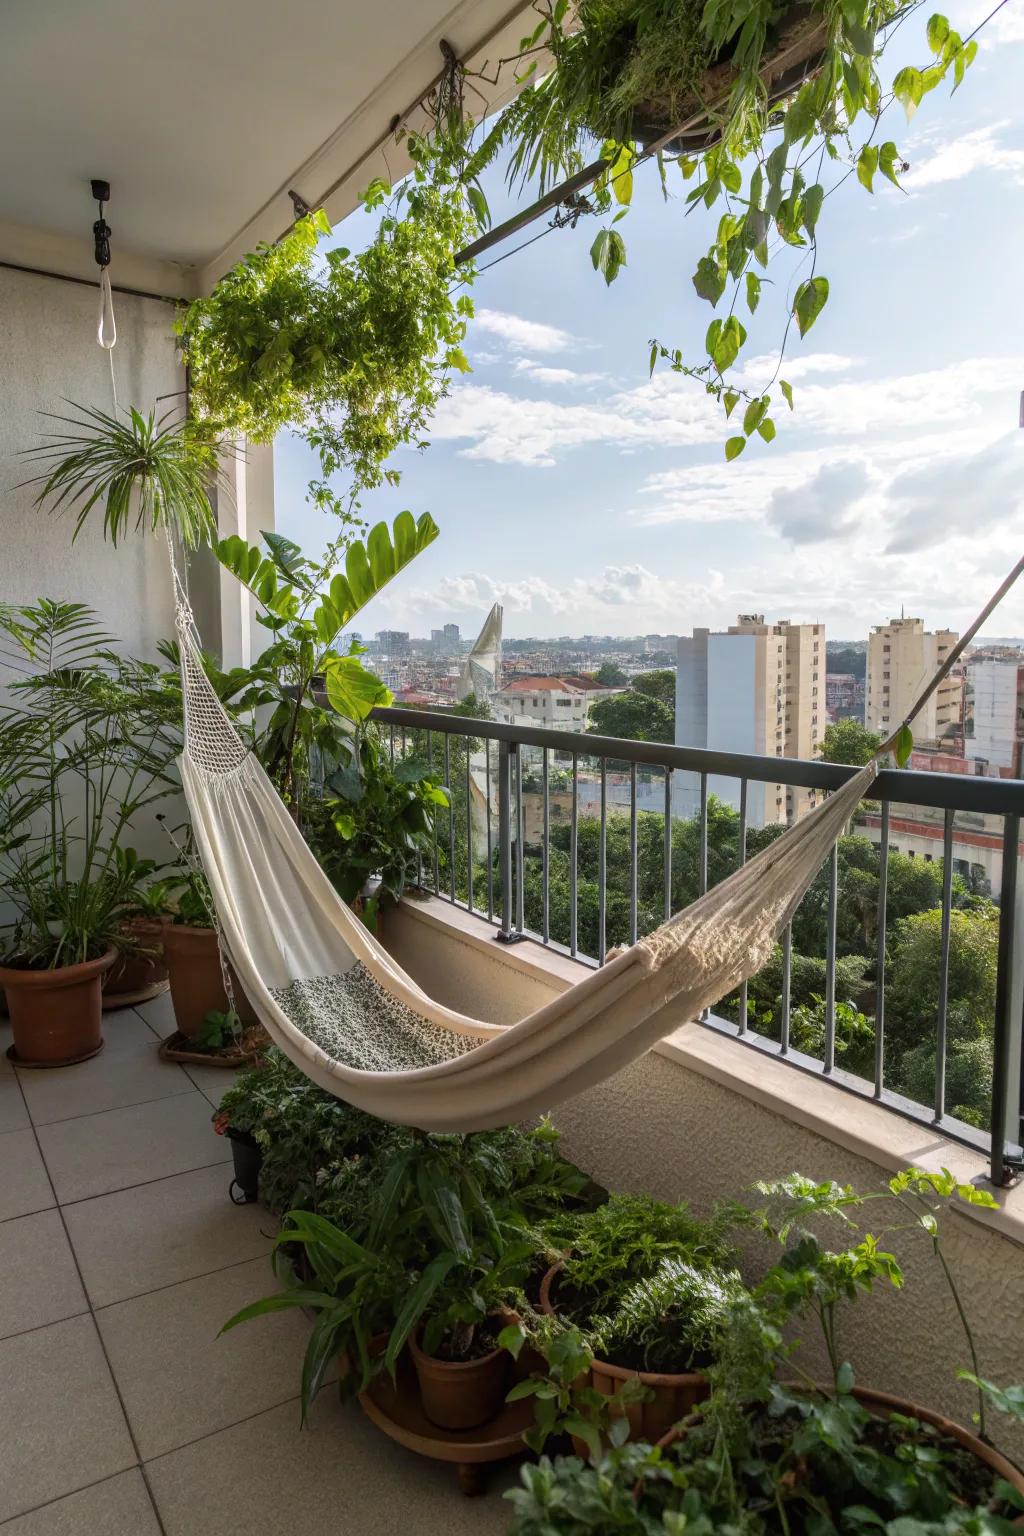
[{"xmin": 456, "ymin": 0, "xmax": 983, "ymax": 457}]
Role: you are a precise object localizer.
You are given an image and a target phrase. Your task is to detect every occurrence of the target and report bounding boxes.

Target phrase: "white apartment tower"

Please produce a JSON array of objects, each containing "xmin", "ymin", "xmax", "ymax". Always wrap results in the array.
[
  {"xmin": 865, "ymin": 618, "xmax": 960, "ymax": 744},
  {"xmin": 969, "ymin": 656, "xmax": 1024, "ymax": 774},
  {"xmin": 675, "ymin": 616, "xmax": 825, "ymax": 828}
]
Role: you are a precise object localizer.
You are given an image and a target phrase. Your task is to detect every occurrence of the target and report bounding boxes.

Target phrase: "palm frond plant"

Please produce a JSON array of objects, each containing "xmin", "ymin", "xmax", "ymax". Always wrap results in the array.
[{"xmin": 18, "ymin": 403, "xmax": 224, "ymax": 548}]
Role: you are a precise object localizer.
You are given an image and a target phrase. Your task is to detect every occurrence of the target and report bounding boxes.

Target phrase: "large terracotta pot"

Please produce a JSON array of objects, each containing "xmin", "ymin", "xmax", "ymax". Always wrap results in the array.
[
  {"xmin": 643, "ymin": 1387, "xmax": 1024, "ymax": 1516},
  {"xmin": 161, "ymin": 924, "xmax": 256, "ymax": 1039},
  {"xmin": 102, "ymin": 916, "xmax": 168, "ymax": 1005},
  {"xmin": 408, "ymin": 1326, "xmax": 511, "ymax": 1431},
  {"xmin": 0, "ymin": 948, "xmax": 116, "ymax": 1066},
  {"xmin": 539, "ymin": 1262, "xmax": 709, "ymax": 1452}
]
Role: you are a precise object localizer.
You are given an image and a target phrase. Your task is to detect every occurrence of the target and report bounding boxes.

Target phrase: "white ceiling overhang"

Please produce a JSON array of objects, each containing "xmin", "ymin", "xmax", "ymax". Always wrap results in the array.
[{"xmin": 0, "ymin": 0, "xmax": 536, "ymax": 297}]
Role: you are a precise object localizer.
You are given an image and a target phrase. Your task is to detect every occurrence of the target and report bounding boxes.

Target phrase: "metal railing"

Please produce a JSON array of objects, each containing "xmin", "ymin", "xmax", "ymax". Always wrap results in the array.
[{"xmin": 372, "ymin": 706, "xmax": 1024, "ymax": 1186}]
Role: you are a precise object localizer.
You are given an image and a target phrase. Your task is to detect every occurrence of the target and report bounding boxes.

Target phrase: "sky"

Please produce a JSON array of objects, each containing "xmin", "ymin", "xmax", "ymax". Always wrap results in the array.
[{"xmin": 275, "ymin": 0, "xmax": 1024, "ymax": 644}]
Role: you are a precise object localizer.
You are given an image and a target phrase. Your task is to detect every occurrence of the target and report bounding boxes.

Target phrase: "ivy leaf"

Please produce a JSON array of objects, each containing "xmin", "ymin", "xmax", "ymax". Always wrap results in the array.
[
  {"xmin": 892, "ymin": 65, "xmax": 924, "ymax": 119},
  {"xmin": 794, "ymin": 276, "xmax": 829, "ymax": 337},
  {"xmin": 878, "ymin": 142, "xmax": 903, "ymax": 187},
  {"xmin": 743, "ymin": 397, "xmax": 769, "ymax": 436},
  {"xmin": 784, "ymin": 81, "xmax": 818, "ymax": 145},
  {"xmin": 857, "ymin": 144, "xmax": 878, "ymax": 193},
  {"xmin": 649, "ymin": 341, "xmax": 659, "ymax": 377},
  {"xmin": 780, "ymin": 379, "xmax": 794, "ymax": 411},
  {"xmin": 725, "ymin": 435, "xmax": 746, "ymax": 461},
  {"xmin": 693, "ymin": 254, "xmax": 727, "ymax": 306},
  {"xmin": 757, "ymin": 415, "xmax": 777, "ymax": 442},
  {"xmin": 679, "ymin": 155, "xmax": 698, "ymax": 180},
  {"xmin": 706, "ymin": 314, "xmax": 746, "ymax": 372},
  {"xmin": 720, "ymin": 159, "xmax": 742, "ymax": 193},
  {"xmin": 926, "ymin": 12, "xmax": 950, "ymax": 53},
  {"xmin": 893, "ymin": 724, "xmax": 914, "ymax": 768},
  {"xmin": 802, "ymin": 183, "xmax": 824, "ymax": 237},
  {"xmin": 723, "ymin": 390, "xmax": 740, "ymax": 419},
  {"xmin": 467, "ymin": 184, "xmax": 490, "ymax": 230},
  {"xmin": 607, "ymin": 142, "xmax": 634, "ymax": 206},
  {"xmin": 590, "ymin": 228, "xmax": 626, "ymax": 285},
  {"xmin": 845, "ymin": 18, "xmax": 876, "ymax": 55},
  {"xmin": 745, "ymin": 272, "xmax": 762, "ymax": 314}
]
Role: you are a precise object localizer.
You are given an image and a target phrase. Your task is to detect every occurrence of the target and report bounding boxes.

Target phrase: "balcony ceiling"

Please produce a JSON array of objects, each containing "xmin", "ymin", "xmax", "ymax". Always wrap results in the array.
[{"xmin": 0, "ymin": 0, "xmax": 531, "ymax": 292}]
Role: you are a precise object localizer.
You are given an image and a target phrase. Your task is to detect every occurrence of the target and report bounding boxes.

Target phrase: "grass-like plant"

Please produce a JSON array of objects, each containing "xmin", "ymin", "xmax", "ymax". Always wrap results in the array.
[{"xmin": 19, "ymin": 403, "xmax": 223, "ymax": 548}]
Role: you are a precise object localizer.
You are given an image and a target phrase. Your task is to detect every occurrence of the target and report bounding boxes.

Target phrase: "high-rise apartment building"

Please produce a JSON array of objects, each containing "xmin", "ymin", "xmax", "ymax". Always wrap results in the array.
[
  {"xmin": 376, "ymin": 629, "xmax": 411, "ymax": 656},
  {"xmin": 969, "ymin": 655, "xmax": 1024, "ymax": 773},
  {"xmin": 865, "ymin": 618, "xmax": 960, "ymax": 743},
  {"xmin": 443, "ymin": 623, "xmax": 460, "ymax": 648},
  {"xmin": 675, "ymin": 615, "xmax": 825, "ymax": 827}
]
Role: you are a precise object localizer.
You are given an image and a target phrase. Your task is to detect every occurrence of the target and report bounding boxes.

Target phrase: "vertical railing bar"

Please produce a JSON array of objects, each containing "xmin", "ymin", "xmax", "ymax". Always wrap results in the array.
[
  {"xmin": 598, "ymin": 757, "xmax": 607, "ymax": 964},
  {"xmin": 485, "ymin": 738, "xmax": 494, "ymax": 920},
  {"xmin": 989, "ymin": 813, "xmax": 1022, "ymax": 1186},
  {"xmin": 389, "ymin": 724, "xmax": 395, "ymax": 766},
  {"xmin": 497, "ymin": 740, "xmax": 513, "ymax": 939},
  {"xmin": 515, "ymin": 745, "xmax": 525, "ymax": 935},
  {"xmin": 570, "ymin": 753, "xmax": 579, "ymax": 959},
  {"xmin": 663, "ymin": 768, "xmax": 672, "ymax": 924},
  {"xmin": 542, "ymin": 748, "xmax": 550, "ymax": 945},
  {"xmin": 823, "ymin": 842, "xmax": 839, "ymax": 1074},
  {"xmin": 698, "ymin": 773, "xmax": 709, "ymax": 897},
  {"xmin": 401, "ymin": 726, "xmax": 406, "ymax": 759},
  {"xmin": 445, "ymin": 733, "xmax": 455, "ymax": 903},
  {"xmin": 934, "ymin": 807, "xmax": 955, "ymax": 1122},
  {"xmin": 430, "ymin": 731, "xmax": 439, "ymax": 895},
  {"xmin": 629, "ymin": 761, "xmax": 638, "ymax": 945},
  {"xmin": 738, "ymin": 778, "xmax": 749, "ymax": 1037},
  {"xmin": 874, "ymin": 801, "xmax": 890, "ymax": 1099},
  {"xmin": 465, "ymin": 745, "xmax": 474, "ymax": 915},
  {"xmin": 780, "ymin": 924, "xmax": 792, "ymax": 1056}
]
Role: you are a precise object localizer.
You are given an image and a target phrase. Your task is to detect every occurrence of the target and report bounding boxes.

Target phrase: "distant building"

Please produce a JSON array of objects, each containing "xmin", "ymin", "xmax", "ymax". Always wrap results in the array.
[
  {"xmin": 969, "ymin": 655, "xmax": 1024, "ymax": 774},
  {"xmin": 376, "ymin": 629, "xmax": 410, "ymax": 657},
  {"xmin": 675, "ymin": 615, "xmax": 825, "ymax": 827},
  {"xmin": 431, "ymin": 628, "xmax": 444, "ymax": 650},
  {"xmin": 495, "ymin": 675, "xmax": 608, "ymax": 733},
  {"xmin": 826, "ymin": 673, "xmax": 864, "ymax": 721},
  {"xmin": 443, "ymin": 622, "xmax": 460, "ymax": 648},
  {"xmin": 865, "ymin": 618, "xmax": 960, "ymax": 744}
]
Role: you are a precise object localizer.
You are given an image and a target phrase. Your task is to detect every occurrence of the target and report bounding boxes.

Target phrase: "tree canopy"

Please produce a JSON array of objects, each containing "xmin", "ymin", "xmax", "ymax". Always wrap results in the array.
[
  {"xmin": 588, "ymin": 691, "xmax": 674, "ymax": 744},
  {"xmin": 819, "ymin": 718, "xmax": 882, "ymax": 766}
]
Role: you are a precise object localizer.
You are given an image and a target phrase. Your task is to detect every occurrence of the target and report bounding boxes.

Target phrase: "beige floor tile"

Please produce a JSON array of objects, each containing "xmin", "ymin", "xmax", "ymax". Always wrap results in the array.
[
  {"xmin": 36, "ymin": 1093, "xmax": 229, "ymax": 1204},
  {"xmin": 0, "ymin": 1314, "xmax": 136, "ymax": 1522},
  {"xmin": 183, "ymin": 1062, "xmax": 243, "ymax": 1107},
  {"xmin": 0, "ymin": 1470, "xmax": 160, "ymax": 1535},
  {"xmin": 0, "ymin": 1209, "xmax": 87, "ymax": 1339},
  {"xmin": 0, "ymin": 1062, "xmax": 30, "ymax": 1132},
  {"xmin": 16, "ymin": 1011, "xmax": 192, "ymax": 1126},
  {"xmin": 146, "ymin": 1394, "xmax": 518, "ymax": 1536},
  {"xmin": 0, "ymin": 1128, "xmax": 55, "ymax": 1222},
  {"xmin": 132, "ymin": 991, "xmax": 176, "ymax": 1040},
  {"xmin": 64, "ymin": 1162, "xmax": 274, "ymax": 1307},
  {"xmin": 96, "ymin": 1255, "xmax": 310, "ymax": 1460}
]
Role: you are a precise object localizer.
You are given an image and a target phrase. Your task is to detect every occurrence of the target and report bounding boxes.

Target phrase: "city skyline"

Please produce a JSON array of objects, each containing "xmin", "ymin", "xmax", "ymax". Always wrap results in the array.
[{"xmin": 276, "ymin": 0, "xmax": 1024, "ymax": 641}]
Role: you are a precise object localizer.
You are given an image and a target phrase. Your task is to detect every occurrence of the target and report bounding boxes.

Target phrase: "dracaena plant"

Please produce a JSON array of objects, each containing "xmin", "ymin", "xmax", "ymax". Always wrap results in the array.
[
  {"xmin": 455, "ymin": 0, "xmax": 982, "ymax": 456},
  {"xmin": 208, "ymin": 511, "xmax": 439, "ymax": 824}
]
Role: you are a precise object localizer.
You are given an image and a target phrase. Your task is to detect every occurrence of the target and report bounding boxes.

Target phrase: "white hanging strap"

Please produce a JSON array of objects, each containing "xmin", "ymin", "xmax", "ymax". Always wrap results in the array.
[{"xmin": 97, "ymin": 268, "xmax": 116, "ymax": 349}]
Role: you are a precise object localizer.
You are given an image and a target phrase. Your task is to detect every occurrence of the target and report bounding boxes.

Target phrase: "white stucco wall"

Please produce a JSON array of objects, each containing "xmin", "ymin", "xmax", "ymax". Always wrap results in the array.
[
  {"xmin": 383, "ymin": 897, "xmax": 1024, "ymax": 1450},
  {"xmin": 1, "ymin": 266, "xmax": 183, "ymax": 656}
]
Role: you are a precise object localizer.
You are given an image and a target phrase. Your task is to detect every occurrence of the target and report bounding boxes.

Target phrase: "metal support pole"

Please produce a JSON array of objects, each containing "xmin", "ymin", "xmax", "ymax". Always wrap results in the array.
[
  {"xmin": 990, "ymin": 815, "xmax": 1024, "ymax": 1184},
  {"xmin": 495, "ymin": 739, "xmax": 524, "ymax": 945}
]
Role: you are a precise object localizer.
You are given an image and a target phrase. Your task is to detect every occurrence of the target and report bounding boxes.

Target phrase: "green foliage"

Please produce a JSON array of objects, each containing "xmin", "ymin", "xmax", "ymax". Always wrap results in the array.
[
  {"xmin": 629, "ymin": 669, "xmax": 675, "ymax": 710},
  {"xmin": 820, "ymin": 718, "xmax": 882, "ymax": 766},
  {"xmin": 0, "ymin": 601, "xmax": 183, "ymax": 967},
  {"xmin": 595, "ymin": 662, "xmax": 628, "ymax": 686},
  {"xmin": 507, "ymin": 1326, "xmax": 647, "ymax": 1460},
  {"xmin": 178, "ymin": 135, "xmax": 478, "ymax": 517},
  {"xmin": 192, "ymin": 1007, "xmax": 241, "ymax": 1051},
  {"xmin": 19, "ymin": 404, "xmax": 221, "ymax": 549},
  {"xmin": 588, "ymin": 691, "xmax": 674, "ymax": 743}
]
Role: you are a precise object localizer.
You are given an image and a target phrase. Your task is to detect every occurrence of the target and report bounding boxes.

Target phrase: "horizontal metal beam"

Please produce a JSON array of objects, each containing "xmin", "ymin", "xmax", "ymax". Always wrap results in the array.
[{"xmin": 370, "ymin": 706, "xmax": 1024, "ymax": 816}]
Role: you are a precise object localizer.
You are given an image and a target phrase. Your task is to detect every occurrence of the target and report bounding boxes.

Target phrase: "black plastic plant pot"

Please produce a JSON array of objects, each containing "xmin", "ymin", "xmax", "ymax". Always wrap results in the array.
[{"xmin": 225, "ymin": 1126, "xmax": 262, "ymax": 1204}]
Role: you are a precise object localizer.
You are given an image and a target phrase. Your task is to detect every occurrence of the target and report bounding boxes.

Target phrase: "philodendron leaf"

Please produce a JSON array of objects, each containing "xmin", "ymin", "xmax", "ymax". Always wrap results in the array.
[
  {"xmin": 324, "ymin": 657, "xmax": 392, "ymax": 722},
  {"xmin": 794, "ymin": 276, "xmax": 829, "ymax": 337},
  {"xmin": 893, "ymin": 724, "xmax": 914, "ymax": 767}
]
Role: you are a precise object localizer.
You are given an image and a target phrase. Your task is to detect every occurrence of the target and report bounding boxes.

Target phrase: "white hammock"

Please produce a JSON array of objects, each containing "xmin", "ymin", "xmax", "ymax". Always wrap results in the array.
[{"xmin": 174, "ymin": 550, "xmax": 1023, "ymax": 1133}]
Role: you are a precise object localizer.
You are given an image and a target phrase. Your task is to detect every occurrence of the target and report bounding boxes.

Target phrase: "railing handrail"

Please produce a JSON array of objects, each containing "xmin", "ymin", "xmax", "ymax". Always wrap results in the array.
[{"xmin": 370, "ymin": 705, "xmax": 1024, "ymax": 817}]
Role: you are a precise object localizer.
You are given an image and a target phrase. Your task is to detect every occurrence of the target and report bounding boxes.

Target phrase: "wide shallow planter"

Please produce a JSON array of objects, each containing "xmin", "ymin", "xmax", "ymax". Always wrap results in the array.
[
  {"xmin": 540, "ymin": 1261, "xmax": 709, "ymax": 1452},
  {"xmin": 0, "ymin": 948, "xmax": 116, "ymax": 1067},
  {"xmin": 224, "ymin": 1126, "xmax": 262, "ymax": 1204},
  {"xmin": 162, "ymin": 923, "xmax": 256, "ymax": 1038},
  {"xmin": 408, "ymin": 1325, "xmax": 512, "ymax": 1432},
  {"xmin": 641, "ymin": 1386, "xmax": 1024, "ymax": 1517},
  {"xmin": 102, "ymin": 916, "xmax": 168, "ymax": 1007}
]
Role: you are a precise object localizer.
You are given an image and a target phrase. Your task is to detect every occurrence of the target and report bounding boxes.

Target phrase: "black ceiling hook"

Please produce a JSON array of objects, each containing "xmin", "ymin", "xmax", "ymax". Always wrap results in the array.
[{"xmin": 91, "ymin": 178, "xmax": 111, "ymax": 269}]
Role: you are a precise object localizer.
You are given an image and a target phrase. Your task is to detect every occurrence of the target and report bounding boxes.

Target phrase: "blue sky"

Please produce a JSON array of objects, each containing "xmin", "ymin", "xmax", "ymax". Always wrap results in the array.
[{"xmin": 276, "ymin": 0, "xmax": 1024, "ymax": 642}]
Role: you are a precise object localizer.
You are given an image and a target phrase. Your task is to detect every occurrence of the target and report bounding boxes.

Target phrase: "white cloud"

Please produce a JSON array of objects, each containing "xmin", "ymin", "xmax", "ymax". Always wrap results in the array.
[
  {"xmin": 766, "ymin": 461, "xmax": 871, "ymax": 543},
  {"xmin": 512, "ymin": 360, "xmax": 606, "ymax": 386},
  {"xmin": 473, "ymin": 308, "xmax": 577, "ymax": 354},
  {"xmin": 957, "ymin": 0, "xmax": 1024, "ymax": 45},
  {"xmin": 904, "ymin": 122, "xmax": 1024, "ymax": 190},
  {"xmin": 737, "ymin": 352, "xmax": 860, "ymax": 384}
]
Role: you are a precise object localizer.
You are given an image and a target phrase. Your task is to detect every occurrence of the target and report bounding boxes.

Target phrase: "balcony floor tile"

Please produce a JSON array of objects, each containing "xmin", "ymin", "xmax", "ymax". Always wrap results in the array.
[
  {"xmin": 0, "ymin": 1209, "xmax": 87, "ymax": 1340},
  {"xmin": 0, "ymin": 1045, "xmax": 29, "ymax": 1132},
  {"xmin": 63, "ymin": 1162, "xmax": 273, "ymax": 1308},
  {"xmin": 0, "ymin": 1127, "xmax": 55, "ymax": 1222},
  {"xmin": 0, "ymin": 1470, "xmax": 161, "ymax": 1535},
  {"xmin": 0, "ymin": 1314, "xmax": 136, "ymax": 1522},
  {"xmin": 15, "ymin": 1010, "xmax": 193, "ymax": 1127},
  {"xmin": 131, "ymin": 991, "xmax": 176, "ymax": 1040},
  {"xmin": 36, "ymin": 1092, "xmax": 229, "ymax": 1204},
  {"xmin": 183, "ymin": 1062, "xmax": 244, "ymax": 1107},
  {"xmin": 95, "ymin": 1256, "xmax": 313, "ymax": 1461},
  {"xmin": 144, "ymin": 1393, "xmax": 518, "ymax": 1536}
]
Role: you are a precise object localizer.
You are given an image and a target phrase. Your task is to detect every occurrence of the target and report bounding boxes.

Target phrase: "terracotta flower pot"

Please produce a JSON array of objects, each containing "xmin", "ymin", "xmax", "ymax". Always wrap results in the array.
[
  {"xmin": 102, "ymin": 916, "xmax": 169, "ymax": 1005},
  {"xmin": 408, "ymin": 1326, "xmax": 511, "ymax": 1431},
  {"xmin": 0, "ymin": 948, "xmax": 117, "ymax": 1067},
  {"xmin": 642, "ymin": 1386, "xmax": 1024, "ymax": 1517},
  {"xmin": 161, "ymin": 923, "xmax": 255, "ymax": 1039},
  {"xmin": 539, "ymin": 1261, "xmax": 709, "ymax": 1453}
]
